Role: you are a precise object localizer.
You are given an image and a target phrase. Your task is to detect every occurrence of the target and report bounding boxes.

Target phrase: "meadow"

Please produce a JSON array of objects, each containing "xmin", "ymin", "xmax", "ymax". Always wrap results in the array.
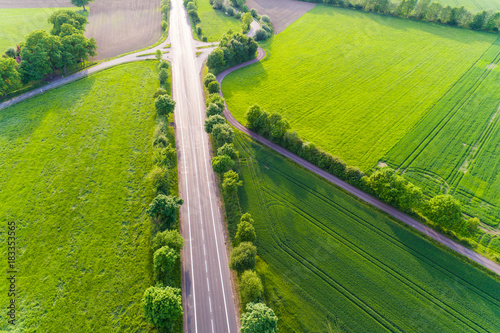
[
  {"xmin": 222, "ymin": 5, "xmax": 497, "ymax": 172},
  {"xmin": 233, "ymin": 132, "xmax": 500, "ymax": 333},
  {"xmin": 383, "ymin": 37, "xmax": 500, "ymax": 230},
  {"xmin": 437, "ymin": 0, "xmax": 500, "ymax": 12},
  {"xmin": 195, "ymin": 0, "xmax": 241, "ymax": 42},
  {"xmin": 0, "ymin": 7, "xmax": 77, "ymax": 52},
  {"xmin": 0, "ymin": 62, "xmax": 158, "ymax": 332}
]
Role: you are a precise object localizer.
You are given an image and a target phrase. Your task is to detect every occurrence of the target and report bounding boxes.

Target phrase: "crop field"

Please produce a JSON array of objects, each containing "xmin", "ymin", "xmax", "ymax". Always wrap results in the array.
[
  {"xmin": 85, "ymin": 0, "xmax": 162, "ymax": 60},
  {"xmin": 0, "ymin": 7, "xmax": 77, "ymax": 52},
  {"xmin": 222, "ymin": 5, "xmax": 497, "ymax": 172},
  {"xmin": 0, "ymin": 62, "xmax": 159, "ymax": 332},
  {"xmin": 233, "ymin": 132, "xmax": 500, "ymax": 333},
  {"xmin": 196, "ymin": 0, "xmax": 241, "ymax": 42},
  {"xmin": 383, "ymin": 38, "xmax": 500, "ymax": 229},
  {"xmin": 0, "ymin": 0, "xmax": 72, "ymax": 8},
  {"xmin": 437, "ymin": 0, "xmax": 500, "ymax": 12},
  {"xmin": 246, "ymin": 0, "xmax": 315, "ymax": 34}
]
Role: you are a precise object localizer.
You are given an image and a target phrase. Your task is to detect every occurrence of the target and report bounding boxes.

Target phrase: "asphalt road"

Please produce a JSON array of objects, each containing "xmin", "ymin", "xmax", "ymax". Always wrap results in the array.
[
  {"xmin": 169, "ymin": 0, "xmax": 238, "ymax": 332},
  {"xmin": 217, "ymin": 48, "xmax": 500, "ymax": 277}
]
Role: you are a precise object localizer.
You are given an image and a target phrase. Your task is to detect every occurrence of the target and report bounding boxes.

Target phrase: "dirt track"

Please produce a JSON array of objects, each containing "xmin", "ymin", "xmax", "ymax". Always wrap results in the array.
[
  {"xmin": 0, "ymin": 0, "xmax": 72, "ymax": 8},
  {"xmin": 246, "ymin": 0, "xmax": 315, "ymax": 33},
  {"xmin": 85, "ymin": 0, "xmax": 162, "ymax": 60}
]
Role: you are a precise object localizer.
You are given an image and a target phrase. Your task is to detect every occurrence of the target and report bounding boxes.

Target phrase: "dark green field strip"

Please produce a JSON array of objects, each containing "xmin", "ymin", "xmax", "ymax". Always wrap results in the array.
[{"xmin": 234, "ymin": 133, "xmax": 500, "ymax": 332}]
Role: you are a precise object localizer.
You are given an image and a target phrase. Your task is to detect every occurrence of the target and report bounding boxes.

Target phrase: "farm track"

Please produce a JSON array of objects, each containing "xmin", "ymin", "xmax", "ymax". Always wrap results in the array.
[{"xmin": 217, "ymin": 48, "xmax": 500, "ymax": 277}]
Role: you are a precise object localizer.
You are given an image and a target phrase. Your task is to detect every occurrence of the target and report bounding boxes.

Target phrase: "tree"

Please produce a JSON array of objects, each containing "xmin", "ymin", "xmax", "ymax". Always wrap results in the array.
[
  {"xmin": 423, "ymin": 194, "xmax": 463, "ymax": 231},
  {"xmin": 206, "ymin": 103, "xmax": 223, "ymax": 117},
  {"xmin": 229, "ymin": 242, "xmax": 256, "ymax": 273},
  {"xmin": 242, "ymin": 12, "xmax": 253, "ymax": 33},
  {"xmin": 204, "ymin": 115, "xmax": 226, "ymax": 133},
  {"xmin": 211, "ymin": 123, "xmax": 235, "ymax": 147},
  {"xmin": 466, "ymin": 217, "xmax": 480, "ymax": 236},
  {"xmin": 142, "ymin": 286, "xmax": 183, "ymax": 328},
  {"xmin": 246, "ymin": 104, "xmax": 262, "ymax": 129},
  {"xmin": 154, "ymin": 246, "xmax": 179, "ymax": 284},
  {"xmin": 212, "ymin": 154, "xmax": 235, "ymax": 174},
  {"xmin": 70, "ymin": 0, "xmax": 94, "ymax": 11},
  {"xmin": 396, "ymin": 0, "xmax": 417, "ymax": 17},
  {"xmin": 269, "ymin": 113, "xmax": 290, "ymax": 140},
  {"xmin": 203, "ymin": 73, "xmax": 217, "ymax": 87},
  {"xmin": 413, "ymin": 0, "xmax": 431, "ymax": 19},
  {"xmin": 155, "ymin": 94, "xmax": 176, "ymax": 117},
  {"xmin": 222, "ymin": 170, "xmax": 243, "ymax": 198},
  {"xmin": 155, "ymin": 49, "xmax": 163, "ymax": 61},
  {"xmin": 426, "ymin": 1, "xmax": 442, "ymax": 21},
  {"xmin": 206, "ymin": 93, "xmax": 225, "ymax": 110},
  {"xmin": 0, "ymin": 58, "xmax": 21, "ymax": 97},
  {"xmin": 146, "ymin": 194, "xmax": 184, "ymax": 226},
  {"xmin": 240, "ymin": 213, "xmax": 254, "ymax": 223},
  {"xmin": 152, "ymin": 230, "xmax": 185, "ymax": 252},
  {"xmin": 240, "ymin": 302, "xmax": 278, "ymax": 333},
  {"xmin": 255, "ymin": 29, "xmax": 269, "ymax": 41},
  {"xmin": 19, "ymin": 30, "xmax": 62, "ymax": 83},
  {"xmin": 217, "ymin": 143, "xmax": 238, "ymax": 159},
  {"xmin": 240, "ymin": 270, "xmax": 263, "ymax": 305},
  {"xmin": 159, "ymin": 68, "xmax": 169, "ymax": 85},
  {"xmin": 207, "ymin": 48, "xmax": 225, "ymax": 73},
  {"xmin": 49, "ymin": 9, "xmax": 88, "ymax": 35},
  {"xmin": 60, "ymin": 33, "xmax": 97, "ymax": 73},
  {"xmin": 236, "ymin": 220, "xmax": 256, "ymax": 243},
  {"xmin": 208, "ymin": 81, "xmax": 220, "ymax": 94},
  {"xmin": 154, "ymin": 88, "xmax": 168, "ymax": 97},
  {"xmin": 470, "ymin": 10, "xmax": 488, "ymax": 30}
]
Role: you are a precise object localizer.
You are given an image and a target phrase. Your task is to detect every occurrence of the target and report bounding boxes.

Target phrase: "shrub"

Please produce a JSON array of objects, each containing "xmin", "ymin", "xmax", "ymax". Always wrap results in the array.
[
  {"xmin": 158, "ymin": 61, "xmax": 170, "ymax": 71},
  {"xmin": 154, "ymin": 88, "xmax": 168, "ymax": 97},
  {"xmin": 152, "ymin": 230, "xmax": 185, "ymax": 252},
  {"xmin": 153, "ymin": 134, "xmax": 168, "ymax": 147},
  {"xmin": 202, "ymin": 36, "xmax": 208, "ymax": 42},
  {"xmin": 217, "ymin": 143, "xmax": 238, "ymax": 159},
  {"xmin": 250, "ymin": 8, "xmax": 258, "ymax": 18},
  {"xmin": 147, "ymin": 165, "xmax": 170, "ymax": 195},
  {"xmin": 206, "ymin": 93, "xmax": 225, "ymax": 110},
  {"xmin": 5, "ymin": 48, "xmax": 16, "ymax": 58},
  {"xmin": 254, "ymin": 29, "xmax": 269, "ymax": 41},
  {"xmin": 242, "ymin": 5, "xmax": 249, "ymax": 12},
  {"xmin": 154, "ymin": 246, "xmax": 179, "ymax": 284},
  {"xmin": 155, "ymin": 49, "xmax": 163, "ymax": 61},
  {"xmin": 240, "ymin": 302, "xmax": 278, "ymax": 333},
  {"xmin": 196, "ymin": 24, "xmax": 202, "ymax": 36},
  {"xmin": 227, "ymin": 6, "xmax": 235, "ymax": 16},
  {"xmin": 222, "ymin": 170, "xmax": 242, "ymax": 198},
  {"xmin": 155, "ymin": 94, "xmax": 176, "ymax": 117},
  {"xmin": 240, "ymin": 270, "xmax": 263, "ymax": 305},
  {"xmin": 236, "ymin": 220, "xmax": 256, "ymax": 243},
  {"xmin": 212, "ymin": 154, "xmax": 235, "ymax": 174},
  {"xmin": 161, "ymin": 20, "xmax": 168, "ymax": 31},
  {"xmin": 235, "ymin": 12, "xmax": 242, "ymax": 20},
  {"xmin": 423, "ymin": 194, "xmax": 464, "ymax": 231},
  {"xmin": 188, "ymin": 9, "xmax": 200, "ymax": 24},
  {"xmin": 186, "ymin": 1, "xmax": 197, "ymax": 11},
  {"xmin": 213, "ymin": 0, "xmax": 223, "ymax": 10},
  {"xmin": 208, "ymin": 81, "xmax": 221, "ymax": 94},
  {"xmin": 159, "ymin": 68, "xmax": 169, "ymax": 84},
  {"xmin": 205, "ymin": 115, "xmax": 226, "ymax": 133},
  {"xmin": 206, "ymin": 103, "xmax": 223, "ymax": 117},
  {"xmin": 203, "ymin": 73, "xmax": 217, "ymax": 87},
  {"xmin": 211, "ymin": 123, "xmax": 235, "ymax": 147},
  {"xmin": 229, "ymin": 242, "xmax": 256, "ymax": 273},
  {"xmin": 142, "ymin": 286, "xmax": 183, "ymax": 328},
  {"xmin": 146, "ymin": 194, "xmax": 184, "ymax": 227},
  {"xmin": 261, "ymin": 15, "xmax": 271, "ymax": 23},
  {"xmin": 261, "ymin": 23, "xmax": 273, "ymax": 34}
]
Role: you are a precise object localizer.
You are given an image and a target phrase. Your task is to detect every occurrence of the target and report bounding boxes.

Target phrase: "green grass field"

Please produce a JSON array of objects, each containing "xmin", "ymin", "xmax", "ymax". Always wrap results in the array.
[
  {"xmin": 0, "ymin": 62, "xmax": 159, "ymax": 332},
  {"xmin": 383, "ymin": 38, "xmax": 500, "ymax": 229},
  {"xmin": 222, "ymin": 5, "xmax": 497, "ymax": 171},
  {"xmin": 0, "ymin": 7, "xmax": 78, "ymax": 53},
  {"xmin": 195, "ymin": 0, "xmax": 241, "ymax": 41},
  {"xmin": 437, "ymin": 0, "xmax": 500, "ymax": 12},
  {"xmin": 233, "ymin": 132, "xmax": 500, "ymax": 333}
]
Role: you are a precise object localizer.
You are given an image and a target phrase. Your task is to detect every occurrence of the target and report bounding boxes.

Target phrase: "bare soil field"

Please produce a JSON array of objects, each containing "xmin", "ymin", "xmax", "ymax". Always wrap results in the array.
[
  {"xmin": 0, "ymin": 0, "xmax": 72, "ymax": 8},
  {"xmin": 246, "ymin": 0, "xmax": 315, "ymax": 34},
  {"xmin": 85, "ymin": 0, "xmax": 162, "ymax": 60}
]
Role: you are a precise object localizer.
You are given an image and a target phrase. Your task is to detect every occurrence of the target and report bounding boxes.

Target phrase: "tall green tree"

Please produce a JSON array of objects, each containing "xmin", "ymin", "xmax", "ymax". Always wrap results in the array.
[
  {"xmin": 240, "ymin": 303, "xmax": 278, "ymax": 333},
  {"xmin": 48, "ymin": 9, "xmax": 88, "ymax": 35},
  {"xmin": 470, "ymin": 10, "xmax": 488, "ymax": 30},
  {"xmin": 0, "ymin": 58, "xmax": 21, "ymax": 97},
  {"xmin": 71, "ymin": 0, "xmax": 94, "ymax": 11},
  {"xmin": 423, "ymin": 194, "xmax": 463, "ymax": 232},
  {"xmin": 147, "ymin": 194, "xmax": 184, "ymax": 227},
  {"xmin": 414, "ymin": 0, "xmax": 431, "ymax": 19},
  {"xmin": 240, "ymin": 270, "xmax": 263, "ymax": 305},
  {"xmin": 154, "ymin": 246, "xmax": 179, "ymax": 285},
  {"xmin": 142, "ymin": 286, "xmax": 183, "ymax": 328},
  {"xmin": 60, "ymin": 33, "xmax": 97, "ymax": 73},
  {"xmin": 19, "ymin": 30, "xmax": 62, "ymax": 83},
  {"xmin": 155, "ymin": 94, "xmax": 176, "ymax": 117},
  {"xmin": 229, "ymin": 242, "xmax": 256, "ymax": 273}
]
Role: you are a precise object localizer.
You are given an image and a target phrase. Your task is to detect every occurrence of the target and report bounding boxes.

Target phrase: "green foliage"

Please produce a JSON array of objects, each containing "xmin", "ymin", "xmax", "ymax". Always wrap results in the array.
[
  {"xmin": 217, "ymin": 143, "xmax": 238, "ymax": 159},
  {"xmin": 155, "ymin": 49, "xmax": 163, "ymax": 61},
  {"xmin": 242, "ymin": 12, "xmax": 253, "ymax": 33},
  {"xmin": 204, "ymin": 115, "xmax": 226, "ymax": 133},
  {"xmin": 207, "ymin": 31, "xmax": 258, "ymax": 74},
  {"xmin": 206, "ymin": 93, "xmax": 225, "ymax": 110},
  {"xmin": 227, "ymin": 6, "xmax": 235, "ymax": 16},
  {"xmin": 423, "ymin": 194, "xmax": 464, "ymax": 231},
  {"xmin": 196, "ymin": 0, "xmax": 241, "ymax": 42},
  {"xmin": 236, "ymin": 220, "xmax": 256, "ymax": 243},
  {"xmin": 255, "ymin": 29, "xmax": 269, "ymax": 41},
  {"xmin": 154, "ymin": 88, "xmax": 168, "ymax": 97},
  {"xmin": 158, "ymin": 60, "xmax": 170, "ymax": 71},
  {"xmin": 147, "ymin": 165, "xmax": 170, "ymax": 195},
  {"xmin": 261, "ymin": 15, "xmax": 271, "ymax": 23},
  {"xmin": 0, "ymin": 62, "xmax": 160, "ymax": 331},
  {"xmin": 155, "ymin": 94, "xmax": 176, "ymax": 117},
  {"xmin": 152, "ymin": 230, "xmax": 185, "ymax": 253},
  {"xmin": 48, "ymin": 9, "xmax": 87, "ymax": 36},
  {"xmin": 71, "ymin": 0, "xmax": 94, "ymax": 11},
  {"xmin": 162, "ymin": 20, "xmax": 168, "ymax": 31},
  {"xmin": 142, "ymin": 286, "xmax": 183, "ymax": 328},
  {"xmin": 0, "ymin": 58, "xmax": 21, "ymax": 97},
  {"xmin": 208, "ymin": 80, "xmax": 221, "ymax": 94},
  {"xmin": 206, "ymin": 103, "xmax": 223, "ymax": 117},
  {"xmin": 204, "ymin": 73, "xmax": 217, "ymax": 87},
  {"xmin": 159, "ymin": 68, "xmax": 169, "ymax": 84},
  {"xmin": 212, "ymin": 154, "xmax": 235, "ymax": 174},
  {"xmin": 240, "ymin": 302, "xmax": 278, "ymax": 333},
  {"xmin": 229, "ymin": 242, "xmax": 256, "ymax": 273},
  {"xmin": 222, "ymin": 170, "xmax": 243, "ymax": 197},
  {"xmin": 233, "ymin": 133, "xmax": 500, "ymax": 332},
  {"xmin": 154, "ymin": 246, "xmax": 179, "ymax": 285},
  {"xmin": 240, "ymin": 270, "xmax": 263, "ymax": 305},
  {"xmin": 196, "ymin": 24, "xmax": 203, "ymax": 36},
  {"xmin": 211, "ymin": 123, "xmax": 235, "ymax": 147},
  {"xmin": 147, "ymin": 194, "xmax": 184, "ymax": 227}
]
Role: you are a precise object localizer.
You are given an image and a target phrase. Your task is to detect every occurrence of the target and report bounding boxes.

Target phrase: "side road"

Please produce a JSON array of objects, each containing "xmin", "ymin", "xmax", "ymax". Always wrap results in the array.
[{"xmin": 216, "ymin": 48, "xmax": 500, "ymax": 277}]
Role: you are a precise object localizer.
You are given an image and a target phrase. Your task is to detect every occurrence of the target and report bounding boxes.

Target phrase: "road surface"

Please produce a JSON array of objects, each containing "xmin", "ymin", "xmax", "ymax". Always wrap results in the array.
[
  {"xmin": 217, "ymin": 48, "xmax": 500, "ymax": 277},
  {"xmin": 169, "ymin": 0, "xmax": 239, "ymax": 332}
]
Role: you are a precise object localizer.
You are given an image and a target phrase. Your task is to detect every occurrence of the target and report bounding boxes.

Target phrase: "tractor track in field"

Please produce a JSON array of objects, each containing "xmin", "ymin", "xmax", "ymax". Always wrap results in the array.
[{"xmin": 217, "ymin": 47, "xmax": 500, "ymax": 277}]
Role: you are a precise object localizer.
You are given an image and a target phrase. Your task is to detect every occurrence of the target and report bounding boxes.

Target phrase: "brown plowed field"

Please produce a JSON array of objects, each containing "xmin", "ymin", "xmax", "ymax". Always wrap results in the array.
[
  {"xmin": 85, "ymin": 0, "xmax": 162, "ymax": 60},
  {"xmin": 0, "ymin": 0, "xmax": 72, "ymax": 8},
  {"xmin": 246, "ymin": 0, "xmax": 315, "ymax": 34}
]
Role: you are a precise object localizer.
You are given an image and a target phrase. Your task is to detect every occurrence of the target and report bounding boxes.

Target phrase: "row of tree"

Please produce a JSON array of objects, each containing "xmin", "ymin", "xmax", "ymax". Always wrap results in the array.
[
  {"xmin": 244, "ymin": 104, "xmax": 480, "ymax": 238},
  {"xmin": 207, "ymin": 32, "xmax": 258, "ymax": 74},
  {"xmin": 0, "ymin": 10, "xmax": 97, "ymax": 97},
  {"xmin": 308, "ymin": 0, "xmax": 500, "ymax": 32},
  {"xmin": 141, "ymin": 56, "xmax": 185, "ymax": 331}
]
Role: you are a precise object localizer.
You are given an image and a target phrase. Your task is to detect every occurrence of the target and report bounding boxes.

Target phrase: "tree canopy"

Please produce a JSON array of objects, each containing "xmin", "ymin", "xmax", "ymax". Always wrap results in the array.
[
  {"xmin": 142, "ymin": 286, "xmax": 183, "ymax": 328},
  {"xmin": 240, "ymin": 302, "xmax": 278, "ymax": 333}
]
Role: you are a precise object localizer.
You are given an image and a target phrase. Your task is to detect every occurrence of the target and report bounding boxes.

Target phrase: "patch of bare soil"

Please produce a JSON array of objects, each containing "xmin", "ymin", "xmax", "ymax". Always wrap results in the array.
[
  {"xmin": 85, "ymin": 0, "xmax": 162, "ymax": 60},
  {"xmin": 245, "ymin": 0, "xmax": 315, "ymax": 34},
  {"xmin": 0, "ymin": 0, "xmax": 72, "ymax": 8}
]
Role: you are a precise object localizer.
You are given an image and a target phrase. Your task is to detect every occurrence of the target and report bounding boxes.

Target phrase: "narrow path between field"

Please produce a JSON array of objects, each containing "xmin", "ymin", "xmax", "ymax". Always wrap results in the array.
[{"xmin": 217, "ymin": 48, "xmax": 500, "ymax": 277}]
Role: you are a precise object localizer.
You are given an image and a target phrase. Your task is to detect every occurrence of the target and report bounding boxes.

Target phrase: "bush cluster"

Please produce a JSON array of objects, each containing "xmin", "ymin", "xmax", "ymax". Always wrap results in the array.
[
  {"xmin": 207, "ymin": 32, "xmax": 258, "ymax": 74},
  {"xmin": 161, "ymin": 0, "xmax": 170, "ymax": 31}
]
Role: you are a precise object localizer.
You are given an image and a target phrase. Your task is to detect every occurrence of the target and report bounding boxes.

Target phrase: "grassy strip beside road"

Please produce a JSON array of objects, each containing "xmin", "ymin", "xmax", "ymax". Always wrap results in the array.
[
  {"xmin": 0, "ymin": 62, "xmax": 158, "ymax": 331},
  {"xmin": 233, "ymin": 132, "xmax": 500, "ymax": 333}
]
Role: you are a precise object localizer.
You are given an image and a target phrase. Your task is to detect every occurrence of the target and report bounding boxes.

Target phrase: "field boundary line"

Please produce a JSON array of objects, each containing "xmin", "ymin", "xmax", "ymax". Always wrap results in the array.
[{"xmin": 217, "ymin": 47, "xmax": 500, "ymax": 277}]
